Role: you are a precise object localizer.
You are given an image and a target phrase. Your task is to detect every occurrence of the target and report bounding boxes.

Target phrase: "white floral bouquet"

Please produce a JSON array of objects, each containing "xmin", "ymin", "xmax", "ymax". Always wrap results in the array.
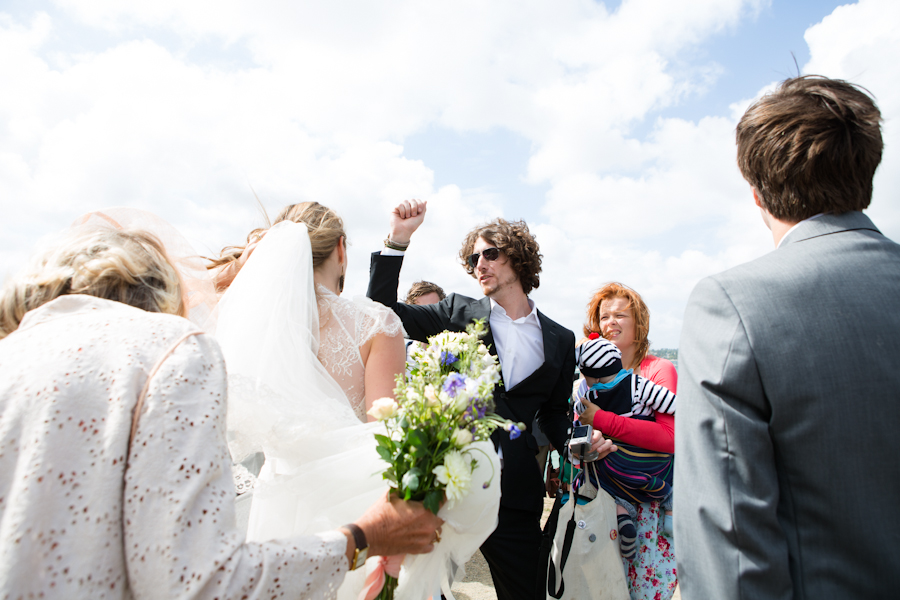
[
  {"xmin": 366, "ymin": 320, "xmax": 522, "ymax": 598},
  {"xmin": 369, "ymin": 319, "xmax": 523, "ymax": 514}
]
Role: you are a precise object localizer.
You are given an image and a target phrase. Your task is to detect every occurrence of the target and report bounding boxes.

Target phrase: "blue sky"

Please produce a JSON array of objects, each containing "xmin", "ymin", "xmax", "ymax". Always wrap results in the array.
[{"xmin": 1, "ymin": 0, "xmax": 898, "ymax": 347}]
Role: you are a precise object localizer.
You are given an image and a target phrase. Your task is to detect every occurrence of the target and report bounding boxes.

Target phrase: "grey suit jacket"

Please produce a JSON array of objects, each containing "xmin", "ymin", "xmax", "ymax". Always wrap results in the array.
[{"xmin": 675, "ymin": 211, "xmax": 900, "ymax": 599}]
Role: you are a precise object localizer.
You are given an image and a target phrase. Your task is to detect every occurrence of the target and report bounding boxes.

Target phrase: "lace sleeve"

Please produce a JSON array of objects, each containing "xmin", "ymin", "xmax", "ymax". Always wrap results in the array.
[{"xmin": 351, "ymin": 294, "xmax": 407, "ymax": 347}]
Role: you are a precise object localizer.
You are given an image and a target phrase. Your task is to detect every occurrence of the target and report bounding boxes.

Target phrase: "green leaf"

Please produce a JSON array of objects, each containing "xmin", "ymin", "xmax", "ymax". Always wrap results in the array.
[
  {"xmin": 409, "ymin": 429, "xmax": 428, "ymax": 447},
  {"xmin": 375, "ymin": 445, "xmax": 393, "ymax": 462},
  {"xmin": 373, "ymin": 433, "xmax": 394, "ymax": 449},
  {"xmin": 401, "ymin": 468, "xmax": 422, "ymax": 493},
  {"xmin": 424, "ymin": 489, "xmax": 442, "ymax": 515},
  {"xmin": 383, "ymin": 468, "xmax": 398, "ymax": 484}
]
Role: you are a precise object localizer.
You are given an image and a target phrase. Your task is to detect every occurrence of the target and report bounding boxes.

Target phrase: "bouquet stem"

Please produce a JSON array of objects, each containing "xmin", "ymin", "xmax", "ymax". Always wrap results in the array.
[{"xmin": 376, "ymin": 574, "xmax": 398, "ymax": 599}]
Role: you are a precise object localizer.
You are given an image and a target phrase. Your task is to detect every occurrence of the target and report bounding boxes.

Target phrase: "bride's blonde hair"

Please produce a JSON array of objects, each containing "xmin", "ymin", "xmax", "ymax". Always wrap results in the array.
[
  {"xmin": 208, "ymin": 201, "xmax": 346, "ymax": 276},
  {"xmin": 0, "ymin": 229, "xmax": 185, "ymax": 339}
]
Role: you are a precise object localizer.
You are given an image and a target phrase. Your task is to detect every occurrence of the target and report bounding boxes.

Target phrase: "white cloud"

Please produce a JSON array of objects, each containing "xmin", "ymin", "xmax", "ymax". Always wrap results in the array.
[{"xmin": 1, "ymin": 0, "xmax": 897, "ymax": 349}]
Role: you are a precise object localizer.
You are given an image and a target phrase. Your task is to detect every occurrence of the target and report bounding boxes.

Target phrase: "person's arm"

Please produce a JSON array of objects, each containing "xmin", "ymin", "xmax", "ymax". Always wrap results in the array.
[
  {"xmin": 589, "ymin": 408, "xmax": 674, "ymax": 454},
  {"xmin": 364, "ymin": 328, "xmax": 407, "ymax": 420},
  {"xmin": 634, "ymin": 375, "xmax": 676, "ymax": 414},
  {"xmin": 124, "ymin": 332, "xmax": 443, "ymax": 599},
  {"xmin": 125, "ymin": 333, "xmax": 350, "ymax": 599},
  {"xmin": 675, "ymin": 277, "xmax": 791, "ymax": 600},
  {"xmin": 366, "ymin": 199, "xmax": 427, "ymax": 306}
]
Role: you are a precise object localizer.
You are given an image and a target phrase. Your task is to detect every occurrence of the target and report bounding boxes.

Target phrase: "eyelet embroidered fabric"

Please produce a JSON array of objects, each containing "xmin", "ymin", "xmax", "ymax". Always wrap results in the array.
[{"xmin": 0, "ymin": 295, "xmax": 347, "ymax": 599}]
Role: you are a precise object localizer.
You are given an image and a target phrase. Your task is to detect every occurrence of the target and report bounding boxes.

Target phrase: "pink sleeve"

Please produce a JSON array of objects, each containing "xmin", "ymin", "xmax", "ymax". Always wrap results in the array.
[
  {"xmin": 592, "ymin": 410, "xmax": 675, "ymax": 454},
  {"xmin": 642, "ymin": 355, "xmax": 678, "ymax": 393}
]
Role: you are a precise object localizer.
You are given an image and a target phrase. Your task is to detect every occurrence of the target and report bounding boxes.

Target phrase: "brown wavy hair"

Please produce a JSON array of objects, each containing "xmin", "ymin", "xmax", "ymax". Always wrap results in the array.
[
  {"xmin": 583, "ymin": 282, "xmax": 650, "ymax": 370},
  {"xmin": 736, "ymin": 75, "xmax": 883, "ymax": 222},
  {"xmin": 208, "ymin": 202, "xmax": 346, "ymax": 290},
  {"xmin": 458, "ymin": 218, "xmax": 542, "ymax": 295}
]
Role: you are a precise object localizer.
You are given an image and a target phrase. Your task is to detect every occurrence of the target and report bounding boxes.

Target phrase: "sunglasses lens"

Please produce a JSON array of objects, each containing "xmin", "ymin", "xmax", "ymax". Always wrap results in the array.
[
  {"xmin": 467, "ymin": 253, "xmax": 480, "ymax": 269},
  {"xmin": 483, "ymin": 248, "xmax": 500, "ymax": 261}
]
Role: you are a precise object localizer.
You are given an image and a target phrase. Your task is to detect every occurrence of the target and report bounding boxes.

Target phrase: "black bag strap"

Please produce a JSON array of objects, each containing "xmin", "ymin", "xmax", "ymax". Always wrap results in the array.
[{"xmin": 547, "ymin": 508, "xmax": 577, "ymax": 598}]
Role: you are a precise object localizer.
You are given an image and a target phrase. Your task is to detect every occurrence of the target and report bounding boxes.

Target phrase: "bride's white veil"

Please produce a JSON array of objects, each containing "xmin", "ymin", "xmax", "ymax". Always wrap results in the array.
[{"xmin": 215, "ymin": 220, "xmax": 359, "ymax": 464}]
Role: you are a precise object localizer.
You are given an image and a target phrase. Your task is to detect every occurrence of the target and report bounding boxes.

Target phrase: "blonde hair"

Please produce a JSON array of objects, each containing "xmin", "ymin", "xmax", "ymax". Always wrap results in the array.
[
  {"xmin": 208, "ymin": 202, "xmax": 346, "ymax": 285},
  {"xmin": 0, "ymin": 229, "xmax": 185, "ymax": 339},
  {"xmin": 584, "ymin": 282, "xmax": 650, "ymax": 370}
]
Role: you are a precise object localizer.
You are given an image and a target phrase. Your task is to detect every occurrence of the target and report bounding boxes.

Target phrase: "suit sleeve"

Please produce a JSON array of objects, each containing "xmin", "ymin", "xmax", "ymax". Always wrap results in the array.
[
  {"xmin": 366, "ymin": 251, "xmax": 403, "ymax": 305},
  {"xmin": 536, "ymin": 328, "xmax": 575, "ymax": 451},
  {"xmin": 366, "ymin": 250, "xmax": 453, "ymax": 341},
  {"xmin": 675, "ymin": 277, "xmax": 791, "ymax": 600}
]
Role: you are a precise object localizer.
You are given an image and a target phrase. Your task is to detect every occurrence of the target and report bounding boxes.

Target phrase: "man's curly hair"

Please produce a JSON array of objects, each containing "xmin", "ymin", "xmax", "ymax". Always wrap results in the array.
[{"xmin": 458, "ymin": 218, "xmax": 542, "ymax": 295}]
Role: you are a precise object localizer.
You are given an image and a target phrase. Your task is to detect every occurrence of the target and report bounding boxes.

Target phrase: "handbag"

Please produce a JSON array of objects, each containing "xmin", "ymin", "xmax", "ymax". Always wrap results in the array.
[{"xmin": 538, "ymin": 461, "xmax": 630, "ymax": 600}]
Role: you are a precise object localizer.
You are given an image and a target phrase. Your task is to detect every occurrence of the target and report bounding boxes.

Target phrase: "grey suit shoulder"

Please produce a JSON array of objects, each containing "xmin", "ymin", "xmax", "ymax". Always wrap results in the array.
[{"xmin": 676, "ymin": 211, "xmax": 900, "ymax": 600}]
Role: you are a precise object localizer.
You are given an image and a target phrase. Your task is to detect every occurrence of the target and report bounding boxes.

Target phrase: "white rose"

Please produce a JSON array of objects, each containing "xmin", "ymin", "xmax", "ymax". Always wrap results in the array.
[
  {"xmin": 451, "ymin": 428, "xmax": 474, "ymax": 447},
  {"xmin": 367, "ymin": 397, "xmax": 399, "ymax": 421},
  {"xmin": 424, "ymin": 384, "xmax": 440, "ymax": 407},
  {"xmin": 453, "ymin": 390, "xmax": 472, "ymax": 412}
]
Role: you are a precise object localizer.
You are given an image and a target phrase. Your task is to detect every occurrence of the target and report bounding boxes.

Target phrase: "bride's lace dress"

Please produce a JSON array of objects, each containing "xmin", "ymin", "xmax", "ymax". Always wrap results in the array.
[{"xmin": 315, "ymin": 285, "xmax": 404, "ymax": 421}]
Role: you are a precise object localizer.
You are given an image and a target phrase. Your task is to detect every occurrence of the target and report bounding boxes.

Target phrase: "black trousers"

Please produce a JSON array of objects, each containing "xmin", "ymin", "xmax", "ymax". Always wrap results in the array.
[{"xmin": 480, "ymin": 506, "xmax": 543, "ymax": 600}]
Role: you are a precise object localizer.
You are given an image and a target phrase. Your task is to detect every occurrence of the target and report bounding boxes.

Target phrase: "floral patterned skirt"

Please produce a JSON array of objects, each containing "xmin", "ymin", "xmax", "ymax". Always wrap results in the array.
[{"xmin": 623, "ymin": 501, "xmax": 677, "ymax": 600}]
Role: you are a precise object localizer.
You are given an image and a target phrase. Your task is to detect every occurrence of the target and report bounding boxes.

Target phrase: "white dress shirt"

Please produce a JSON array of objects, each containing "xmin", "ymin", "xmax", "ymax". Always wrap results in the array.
[{"xmin": 489, "ymin": 297, "xmax": 544, "ymax": 390}]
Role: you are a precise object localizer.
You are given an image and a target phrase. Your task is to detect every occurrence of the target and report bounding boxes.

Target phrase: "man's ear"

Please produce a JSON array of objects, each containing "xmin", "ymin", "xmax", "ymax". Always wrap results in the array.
[{"xmin": 752, "ymin": 187, "xmax": 763, "ymax": 208}]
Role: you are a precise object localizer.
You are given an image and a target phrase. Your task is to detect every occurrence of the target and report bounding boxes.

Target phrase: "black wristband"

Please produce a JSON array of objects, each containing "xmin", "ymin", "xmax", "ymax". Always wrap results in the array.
[{"xmin": 344, "ymin": 522, "xmax": 367, "ymax": 551}]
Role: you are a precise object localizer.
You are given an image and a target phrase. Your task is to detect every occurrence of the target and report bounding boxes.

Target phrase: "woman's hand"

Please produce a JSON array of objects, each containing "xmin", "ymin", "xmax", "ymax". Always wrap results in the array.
[
  {"xmin": 569, "ymin": 428, "xmax": 617, "ymax": 462},
  {"xmin": 589, "ymin": 429, "xmax": 617, "ymax": 460},
  {"xmin": 354, "ymin": 493, "xmax": 444, "ymax": 557}
]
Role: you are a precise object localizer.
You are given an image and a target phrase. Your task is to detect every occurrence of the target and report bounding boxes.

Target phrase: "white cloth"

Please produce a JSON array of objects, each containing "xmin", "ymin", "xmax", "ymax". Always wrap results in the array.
[
  {"xmin": 489, "ymin": 297, "xmax": 544, "ymax": 389},
  {"xmin": 220, "ymin": 222, "xmax": 501, "ymax": 600},
  {"xmin": 0, "ymin": 296, "xmax": 348, "ymax": 600}
]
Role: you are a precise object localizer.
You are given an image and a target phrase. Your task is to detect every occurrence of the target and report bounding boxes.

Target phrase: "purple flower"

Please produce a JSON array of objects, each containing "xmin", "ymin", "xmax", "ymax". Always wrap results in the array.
[
  {"xmin": 443, "ymin": 372, "xmax": 467, "ymax": 397},
  {"xmin": 477, "ymin": 405, "xmax": 487, "ymax": 419},
  {"xmin": 506, "ymin": 423, "xmax": 521, "ymax": 440},
  {"xmin": 440, "ymin": 351, "xmax": 458, "ymax": 366}
]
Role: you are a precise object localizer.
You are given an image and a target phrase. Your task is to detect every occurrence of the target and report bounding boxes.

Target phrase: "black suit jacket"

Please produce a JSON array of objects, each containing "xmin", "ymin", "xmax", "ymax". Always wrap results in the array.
[{"xmin": 367, "ymin": 252, "xmax": 574, "ymax": 513}]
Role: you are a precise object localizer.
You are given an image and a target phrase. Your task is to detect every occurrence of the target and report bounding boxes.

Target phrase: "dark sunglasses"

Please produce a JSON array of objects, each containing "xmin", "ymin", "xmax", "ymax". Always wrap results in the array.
[{"xmin": 466, "ymin": 247, "xmax": 501, "ymax": 269}]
